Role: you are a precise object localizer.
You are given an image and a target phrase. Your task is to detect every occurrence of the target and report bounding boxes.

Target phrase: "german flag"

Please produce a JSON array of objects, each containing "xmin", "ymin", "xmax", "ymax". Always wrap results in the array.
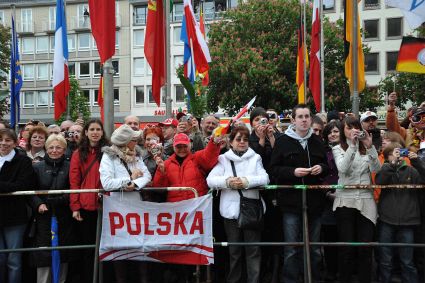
[
  {"xmin": 396, "ymin": 36, "xmax": 425, "ymax": 74},
  {"xmin": 296, "ymin": 19, "xmax": 308, "ymax": 104}
]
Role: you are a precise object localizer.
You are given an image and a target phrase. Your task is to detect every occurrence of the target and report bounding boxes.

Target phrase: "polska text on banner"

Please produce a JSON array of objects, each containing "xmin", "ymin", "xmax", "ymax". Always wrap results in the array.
[{"xmin": 99, "ymin": 193, "xmax": 214, "ymax": 265}]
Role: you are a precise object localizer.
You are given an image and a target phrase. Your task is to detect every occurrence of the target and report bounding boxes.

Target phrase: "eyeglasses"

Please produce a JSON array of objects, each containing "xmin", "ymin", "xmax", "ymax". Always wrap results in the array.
[
  {"xmin": 267, "ymin": 113, "xmax": 277, "ymax": 119},
  {"xmin": 235, "ymin": 137, "xmax": 249, "ymax": 143}
]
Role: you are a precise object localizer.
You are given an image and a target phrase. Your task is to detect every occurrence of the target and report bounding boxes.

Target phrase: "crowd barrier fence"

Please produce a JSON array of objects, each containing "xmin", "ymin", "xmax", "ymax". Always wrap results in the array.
[{"xmin": 1, "ymin": 185, "xmax": 425, "ymax": 283}]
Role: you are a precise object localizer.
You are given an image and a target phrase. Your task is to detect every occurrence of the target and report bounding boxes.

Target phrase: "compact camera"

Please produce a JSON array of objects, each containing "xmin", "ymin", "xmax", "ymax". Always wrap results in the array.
[
  {"xmin": 399, "ymin": 148, "xmax": 409, "ymax": 157},
  {"xmin": 259, "ymin": 117, "xmax": 268, "ymax": 126},
  {"xmin": 357, "ymin": 131, "xmax": 367, "ymax": 140}
]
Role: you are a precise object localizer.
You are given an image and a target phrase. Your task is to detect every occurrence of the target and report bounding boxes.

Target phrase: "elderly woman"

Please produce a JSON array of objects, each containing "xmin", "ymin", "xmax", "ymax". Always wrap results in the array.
[
  {"xmin": 207, "ymin": 126, "xmax": 269, "ymax": 283},
  {"xmin": 100, "ymin": 124, "xmax": 152, "ymax": 283},
  {"xmin": 0, "ymin": 129, "xmax": 36, "ymax": 283},
  {"xmin": 26, "ymin": 126, "xmax": 48, "ymax": 163},
  {"xmin": 31, "ymin": 134, "xmax": 76, "ymax": 283}
]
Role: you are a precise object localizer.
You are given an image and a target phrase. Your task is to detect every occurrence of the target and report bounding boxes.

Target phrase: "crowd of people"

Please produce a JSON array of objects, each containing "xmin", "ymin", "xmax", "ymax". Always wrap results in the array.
[{"xmin": 0, "ymin": 91, "xmax": 425, "ymax": 283}]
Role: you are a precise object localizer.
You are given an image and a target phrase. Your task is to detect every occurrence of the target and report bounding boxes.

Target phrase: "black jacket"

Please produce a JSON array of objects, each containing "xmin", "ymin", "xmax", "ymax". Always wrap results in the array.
[
  {"xmin": 249, "ymin": 131, "xmax": 281, "ymax": 173},
  {"xmin": 270, "ymin": 133, "xmax": 328, "ymax": 215},
  {"xmin": 0, "ymin": 149, "xmax": 36, "ymax": 227},
  {"xmin": 31, "ymin": 155, "xmax": 77, "ymax": 267},
  {"xmin": 375, "ymin": 160, "xmax": 422, "ymax": 226}
]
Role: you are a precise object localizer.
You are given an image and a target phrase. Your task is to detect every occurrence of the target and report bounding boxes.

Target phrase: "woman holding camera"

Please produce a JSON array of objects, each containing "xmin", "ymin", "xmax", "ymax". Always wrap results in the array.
[{"xmin": 332, "ymin": 116, "xmax": 381, "ymax": 283}]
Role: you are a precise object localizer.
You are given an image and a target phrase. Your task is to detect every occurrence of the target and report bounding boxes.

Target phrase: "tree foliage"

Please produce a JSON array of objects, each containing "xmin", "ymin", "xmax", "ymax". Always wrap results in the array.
[
  {"xmin": 56, "ymin": 76, "xmax": 91, "ymax": 124},
  {"xmin": 207, "ymin": 0, "xmax": 383, "ymax": 114}
]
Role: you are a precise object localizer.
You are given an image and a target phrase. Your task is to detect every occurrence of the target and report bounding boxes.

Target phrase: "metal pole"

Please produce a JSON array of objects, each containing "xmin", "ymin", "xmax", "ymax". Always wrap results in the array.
[
  {"xmin": 165, "ymin": 0, "xmax": 172, "ymax": 117},
  {"xmin": 64, "ymin": 0, "xmax": 71, "ymax": 120},
  {"xmin": 302, "ymin": 189, "xmax": 312, "ymax": 283},
  {"xmin": 351, "ymin": 0, "xmax": 360, "ymax": 117},
  {"xmin": 93, "ymin": 207, "xmax": 103, "ymax": 283},
  {"xmin": 302, "ymin": 0, "xmax": 307, "ymax": 103},
  {"xmin": 103, "ymin": 59, "xmax": 114, "ymax": 138},
  {"xmin": 319, "ymin": 0, "xmax": 325, "ymax": 113},
  {"xmin": 11, "ymin": 4, "xmax": 18, "ymax": 134}
]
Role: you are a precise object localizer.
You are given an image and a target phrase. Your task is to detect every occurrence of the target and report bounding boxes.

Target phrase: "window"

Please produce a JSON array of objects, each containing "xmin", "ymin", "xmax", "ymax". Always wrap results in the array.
[
  {"xmin": 68, "ymin": 62, "xmax": 75, "ymax": 76},
  {"xmin": 174, "ymin": 56, "xmax": 183, "ymax": 75},
  {"xmin": 175, "ymin": 85, "xmax": 186, "ymax": 103},
  {"xmin": 116, "ymin": 31, "xmax": 120, "ymax": 48},
  {"xmin": 114, "ymin": 89, "xmax": 120, "ymax": 105},
  {"xmin": 323, "ymin": 0, "xmax": 335, "ymax": 11},
  {"xmin": 81, "ymin": 89, "xmax": 90, "ymax": 105},
  {"xmin": 79, "ymin": 62, "xmax": 90, "ymax": 77},
  {"xmin": 386, "ymin": 51, "xmax": 398, "ymax": 72},
  {"xmin": 49, "ymin": 7, "xmax": 56, "ymax": 30},
  {"xmin": 134, "ymin": 58, "xmax": 145, "ymax": 76},
  {"xmin": 22, "ymin": 64, "xmax": 34, "ymax": 81},
  {"xmin": 135, "ymin": 86, "xmax": 145, "ymax": 104},
  {"xmin": 38, "ymin": 91, "xmax": 49, "ymax": 106},
  {"xmin": 37, "ymin": 64, "xmax": 48, "ymax": 80},
  {"xmin": 228, "ymin": 0, "xmax": 238, "ymax": 9},
  {"xmin": 365, "ymin": 52, "xmax": 379, "ymax": 73},
  {"xmin": 36, "ymin": 36, "xmax": 49, "ymax": 53},
  {"xmin": 0, "ymin": 11, "xmax": 5, "ymax": 26},
  {"xmin": 50, "ymin": 36, "xmax": 55, "ymax": 52},
  {"xmin": 78, "ymin": 4, "xmax": 90, "ymax": 28},
  {"xmin": 78, "ymin": 33, "xmax": 90, "ymax": 50},
  {"xmin": 21, "ymin": 9, "xmax": 33, "ymax": 33},
  {"xmin": 23, "ymin": 91, "xmax": 34, "ymax": 107},
  {"xmin": 148, "ymin": 86, "xmax": 155, "ymax": 103},
  {"xmin": 204, "ymin": 1, "xmax": 215, "ymax": 20},
  {"xmin": 364, "ymin": 0, "xmax": 380, "ymax": 9},
  {"xmin": 50, "ymin": 63, "xmax": 53, "ymax": 79},
  {"xmin": 92, "ymin": 35, "xmax": 97, "ymax": 49},
  {"xmin": 173, "ymin": 27, "xmax": 183, "ymax": 45},
  {"xmin": 68, "ymin": 34, "xmax": 76, "ymax": 51},
  {"xmin": 387, "ymin": 17, "xmax": 402, "ymax": 38},
  {"xmin": 363, "ymin": 19, "xmax": 379, "ymax": 40},
  {"xmin": 134, "ymin": 30, "xmax": 145, "ymax": 47},
  {"xmin": 173, "ymin": 3, "xmax": 184, "ymax": 22},
  {"xmin": 94, "ymin": 61, "xmax": 101, "ymax": 77},
  {"xmin": 134, "ymin": 6, "xmax": 147, "ymax": 25},
  {"xmin": 112, "ymin": 60, "xmax": 119, "ymax": 76},
  {"xmin": 22, "ymin": 37, "xmax": 34, "ymax": 54},
  {"xmin": 147, "ymin": 64, "xmax": 152, "ymax": 76}
]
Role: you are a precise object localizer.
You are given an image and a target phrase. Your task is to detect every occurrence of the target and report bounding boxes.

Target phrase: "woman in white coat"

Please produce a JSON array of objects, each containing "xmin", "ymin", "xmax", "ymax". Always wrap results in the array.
[
  {"xmin": 99, "ymin": 124, "xmax": 151, "ymax": 283},
  {"xmin": 207, "ymin": 126, "xmax": 269, "ymax": 283}
]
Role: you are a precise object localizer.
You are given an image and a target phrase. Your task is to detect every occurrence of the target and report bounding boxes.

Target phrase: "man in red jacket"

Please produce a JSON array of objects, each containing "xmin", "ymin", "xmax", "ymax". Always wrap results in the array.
[{"xmin": 153, "ymin": 133, "xmax": 221, "ymax": 202}]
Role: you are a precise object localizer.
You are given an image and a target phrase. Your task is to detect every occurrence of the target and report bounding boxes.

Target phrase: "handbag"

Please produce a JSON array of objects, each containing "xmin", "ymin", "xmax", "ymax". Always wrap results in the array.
[{"xmin": 230, "ymin": 161, "xmax": 264, "ymax": 230}]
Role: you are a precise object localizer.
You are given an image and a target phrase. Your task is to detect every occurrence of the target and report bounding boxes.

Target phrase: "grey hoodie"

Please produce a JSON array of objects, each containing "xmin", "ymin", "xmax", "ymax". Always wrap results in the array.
[{"xmin": 284, "ymin": 124, "xmax": 313, "ymax": 149}]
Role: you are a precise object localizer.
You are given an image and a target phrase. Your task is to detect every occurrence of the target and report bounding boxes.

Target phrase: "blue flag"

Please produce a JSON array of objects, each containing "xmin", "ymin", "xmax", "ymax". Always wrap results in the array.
[
  {"xmin": 10, "ymin": 16, "xmax": 22, "ymax": 129},
  {"xmin": 51, "ymin": 216, "xmax": 60, "ymax": 283}
]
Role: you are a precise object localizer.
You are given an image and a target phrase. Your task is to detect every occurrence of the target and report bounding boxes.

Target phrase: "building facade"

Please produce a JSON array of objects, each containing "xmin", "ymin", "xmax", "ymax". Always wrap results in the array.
[{"xmin": 0, "ymin": 0, "xmax": 415, "ymax": 124}]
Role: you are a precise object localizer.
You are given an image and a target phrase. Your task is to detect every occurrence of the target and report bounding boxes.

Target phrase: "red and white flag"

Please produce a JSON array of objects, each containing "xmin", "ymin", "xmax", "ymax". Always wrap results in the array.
[
  {"xmin": 53, "ymin": 0, "xmax": 70, "ymax": 120},
  {"xmin": 99, "ymin": 193, "xmax": 214, "ymax": 265},
  {"xmin": 309, "ymin": 0, "xmax": 321, "ymax": 112}
]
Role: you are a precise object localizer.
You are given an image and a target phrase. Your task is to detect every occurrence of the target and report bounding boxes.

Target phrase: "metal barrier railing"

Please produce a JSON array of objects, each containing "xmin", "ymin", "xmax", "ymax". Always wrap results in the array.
[{"xmin": 1, "ymin": 185, "xmax": 425, "ymax": 283}]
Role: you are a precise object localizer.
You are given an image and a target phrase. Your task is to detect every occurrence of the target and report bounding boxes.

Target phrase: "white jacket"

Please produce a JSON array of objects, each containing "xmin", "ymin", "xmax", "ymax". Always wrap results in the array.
[
  {"xmin": 100, "ymin": 146, "xmax": 151, "ymax": 195},
  {"xmin": 207, "ymin": 148, "xmax": 269, "ymax": 219}
]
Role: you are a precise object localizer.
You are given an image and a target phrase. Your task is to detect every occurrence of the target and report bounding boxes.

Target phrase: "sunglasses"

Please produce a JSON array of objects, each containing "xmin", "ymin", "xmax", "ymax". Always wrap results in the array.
[
  {"xmin": 412, "ymin": 114, "xmax": 425, "ymax": 123},
  {"xmin": 363, "ymin": 117, "xmax": 377, "ymax": 123},
  {"xmin": 179, "ymin": 116, "xmax": 190, "ymax": 123},
  {"xmin": 235, "ymin": 137, "xmax": 249, "ymax": 143},
  {"xmin": 267, "ymin": 113, "xmax": 277, "ymax": 119}
]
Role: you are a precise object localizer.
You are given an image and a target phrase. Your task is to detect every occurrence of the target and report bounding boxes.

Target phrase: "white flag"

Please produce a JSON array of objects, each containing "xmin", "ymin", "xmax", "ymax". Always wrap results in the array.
[{"xmin": 385, "ymin": 0, "xmax": 425, "ymax": 29}]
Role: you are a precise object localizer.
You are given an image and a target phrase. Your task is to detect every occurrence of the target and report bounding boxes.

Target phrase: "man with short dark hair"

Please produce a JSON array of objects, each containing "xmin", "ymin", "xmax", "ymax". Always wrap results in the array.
[{"xmin": 270, "ymin": 104, "xmax": 328, "ymax": 283}]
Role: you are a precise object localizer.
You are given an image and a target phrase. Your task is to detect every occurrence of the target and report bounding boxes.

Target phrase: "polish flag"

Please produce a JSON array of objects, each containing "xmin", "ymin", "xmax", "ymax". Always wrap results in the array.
[{"xmin": 53, "ymin": 0, "xmax": 70, "ymax": 120}]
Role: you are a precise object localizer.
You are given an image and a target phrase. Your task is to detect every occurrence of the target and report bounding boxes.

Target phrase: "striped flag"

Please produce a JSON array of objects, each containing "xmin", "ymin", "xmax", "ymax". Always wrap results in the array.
[
  {"xmin": 198, "ymin": 9, "xmax": 209, "ymax": 86},
  {"xmin": 10, "ymin": 16, "xmax": 23, "ymax": 129},
  {"xmin": 309, "ymin": 0, "xmax": 321, "ymax": 112},
  {"xmin": 53, "ymin": 0, "xmax": 70, "ymax": 120},
  {"xmin": 396, "ymin": 36, "xmax": 425, "ymax": 74}
]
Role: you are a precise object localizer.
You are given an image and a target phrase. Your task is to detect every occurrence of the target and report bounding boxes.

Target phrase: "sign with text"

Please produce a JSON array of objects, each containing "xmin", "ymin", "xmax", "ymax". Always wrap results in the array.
[{"xmin": 99, "ymin": 193, "xmax": 213, "ymax": 265}]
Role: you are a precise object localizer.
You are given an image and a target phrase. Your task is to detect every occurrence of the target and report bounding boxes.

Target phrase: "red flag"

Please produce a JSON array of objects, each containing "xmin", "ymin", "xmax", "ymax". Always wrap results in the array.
[
  {"xmin": 199, "ymin": 9, "xmax": 209, "ymax": 86},
  {"xmin": 88, "ymin": 0, "xmax": 116, "ymax": 64},
  {"xmin": 309, "ymin": 0, "xmax": 321, "ymax": 112},
  {"xmin": 98, "ymin": 76, "xmax": 104, "ymax": 122},
  {"xmin": 145, "ymin": 0, "xmax": 166, "ymax": 106}
]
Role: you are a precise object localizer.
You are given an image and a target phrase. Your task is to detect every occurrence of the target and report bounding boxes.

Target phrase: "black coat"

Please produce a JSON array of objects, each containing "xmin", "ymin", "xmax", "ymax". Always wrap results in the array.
[
  {"xmin": 31, "ymin": 155, "xmax": 77, "ymax": 267},
  {"xmin": 375, "ymin": 161, "xmax": 422, "ymax": 226},
  {"xmin": 0, "ymin": 149, "xmax": 36, "ymax": 227},
  {"xmin": 270, "ymin": 133, "xmax": 328, "ymax": 215}
]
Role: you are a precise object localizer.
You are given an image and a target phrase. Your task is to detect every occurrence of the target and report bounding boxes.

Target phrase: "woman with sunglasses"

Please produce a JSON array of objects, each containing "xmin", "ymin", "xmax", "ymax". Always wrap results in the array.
[
  {"xmin": 69, "ymin": 119, "xmax": 109, "ymax": 283},
  {"xmin": 332, "ymin": 116, "xmax": 381, "ymax": 283},
  {"xmin": 207, "ymin": 125, "xmax": 269, "ymax": 283}
]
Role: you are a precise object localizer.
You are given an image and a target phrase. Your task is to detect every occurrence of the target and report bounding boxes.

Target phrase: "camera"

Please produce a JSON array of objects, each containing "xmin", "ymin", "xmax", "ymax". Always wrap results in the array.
[
  {"xmin": 399, "ymin": 148, "xmax": 409, "ymax": 157},
  {"xmin": 259, "ymin": 117, "xmax": 268, "ymax": 126},
  {"xmin": 64, "ymin": 131, "xmax": 73, "ymax": 139},
  {"xmin": 357, "ymin": 131, "xmax": 367, "ymax": 140}
]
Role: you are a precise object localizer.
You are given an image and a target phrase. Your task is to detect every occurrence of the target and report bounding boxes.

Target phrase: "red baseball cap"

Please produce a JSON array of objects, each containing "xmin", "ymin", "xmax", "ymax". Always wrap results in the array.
[
  {"xmin": 159, "ymin": 118, "xmax": 178, "ymax": 128},
  {"xmin": 173, "ymin": 133, "xmax": 190, "ymax": 146}
]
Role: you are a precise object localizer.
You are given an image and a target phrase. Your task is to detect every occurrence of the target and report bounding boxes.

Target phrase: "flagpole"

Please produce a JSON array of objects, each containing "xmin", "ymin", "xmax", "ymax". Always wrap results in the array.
[
  {"xmin": 11, "ymin": 4, "xmax": 18, "ymax": 134},
  {"xmin": 351, "ymin": 0, "xmax": 360, "ymax": 117},
  {"xmin": 165, "ymin": 0, "xmax": 172, "ymax": 117},
  {"xmin": 320, "ymin": 0, "xmax": 325, "ymax": 113},
  {"xmin": 302, "ymin": 0, "xmax": 307, "ymax": 103}
]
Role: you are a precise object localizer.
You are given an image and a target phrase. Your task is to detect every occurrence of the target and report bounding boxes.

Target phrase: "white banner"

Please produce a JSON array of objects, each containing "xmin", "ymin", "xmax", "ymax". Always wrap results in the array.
[
  {"xmin": 385, "ymin": 0, "xmax": 425, "ymax": 29},
  {"xmin": 99, "ymin": 192, "xmax": 214, "ymax": 265}
]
